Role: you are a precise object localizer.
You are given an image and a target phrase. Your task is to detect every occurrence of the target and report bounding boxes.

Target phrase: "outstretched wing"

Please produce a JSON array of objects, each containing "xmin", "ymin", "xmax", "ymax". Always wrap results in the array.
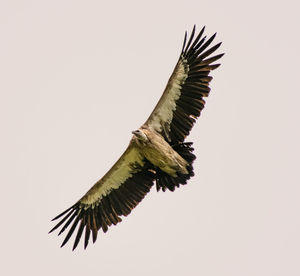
[
  {"xmin": 49, "ymin": 143, "xmax": 155, "ymax": 250},
  {"xmin": 145, "ymin": 25, "xmax": 223, "ymax": 144}
]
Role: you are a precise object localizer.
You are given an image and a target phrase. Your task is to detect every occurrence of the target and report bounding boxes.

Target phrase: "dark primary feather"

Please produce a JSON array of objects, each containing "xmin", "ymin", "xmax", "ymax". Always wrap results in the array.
[
  {"xmin": 162, "ymin": 26, "xmax": 223, "ymax": 144},
  {"xmin": 49, "ymin": 168, "xmax": 155, "ymax": 250}
]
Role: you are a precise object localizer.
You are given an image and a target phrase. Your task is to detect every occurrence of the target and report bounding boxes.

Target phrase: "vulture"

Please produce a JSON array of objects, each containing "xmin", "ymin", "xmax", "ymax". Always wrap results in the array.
[{"xmin": 50, "ymin": 25, "xmax": 223, "ymax": 250}]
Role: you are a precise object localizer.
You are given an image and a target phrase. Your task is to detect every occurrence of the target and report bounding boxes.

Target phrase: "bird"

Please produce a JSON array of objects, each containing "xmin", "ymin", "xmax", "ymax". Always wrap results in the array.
[{"xmin": 49, "ymin": 25, "xmax": 223, "ymax": 250}]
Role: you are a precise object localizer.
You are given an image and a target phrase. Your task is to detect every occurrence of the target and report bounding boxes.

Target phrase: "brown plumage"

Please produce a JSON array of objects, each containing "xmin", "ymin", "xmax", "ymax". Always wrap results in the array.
[{"xmin": 49, "ymin": 25, "xmax": 224, "ymax": 250}]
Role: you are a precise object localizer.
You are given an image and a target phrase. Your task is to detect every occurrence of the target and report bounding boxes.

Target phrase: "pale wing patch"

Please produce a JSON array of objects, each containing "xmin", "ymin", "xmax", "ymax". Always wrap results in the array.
[
  {"xmin": 80, "ymin": 145, "xmax": 144, "ymax": 206},
  {"xmin": 147, "ymin": 58, "xmax": 188, "ymax": 136}
]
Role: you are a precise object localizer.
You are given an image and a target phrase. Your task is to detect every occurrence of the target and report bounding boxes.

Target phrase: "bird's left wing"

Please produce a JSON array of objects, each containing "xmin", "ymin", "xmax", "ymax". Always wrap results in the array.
[
  {"xmin": 49, "ymin": 143, "xmax": 155, "ymax": 250},
  {"xmin": 145, "ymin": 26, "xmax": 223, "ymax": 144}
]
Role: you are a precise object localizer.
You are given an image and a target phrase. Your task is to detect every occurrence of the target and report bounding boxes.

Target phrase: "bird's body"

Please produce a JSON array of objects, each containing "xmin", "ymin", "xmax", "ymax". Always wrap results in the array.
[
  {"xmin": 132, "ymin": 126, "xmax": 189, "ymax": 177},
  {"xmin": 49, "ymin": 25, "xmax": 224, "ymax": 250}
]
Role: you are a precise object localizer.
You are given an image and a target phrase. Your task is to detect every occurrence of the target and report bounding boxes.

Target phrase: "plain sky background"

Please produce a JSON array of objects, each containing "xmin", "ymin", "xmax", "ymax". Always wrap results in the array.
[{"xmin": 1, "ymin": 0, "xmax": 299, "ymax": 275}]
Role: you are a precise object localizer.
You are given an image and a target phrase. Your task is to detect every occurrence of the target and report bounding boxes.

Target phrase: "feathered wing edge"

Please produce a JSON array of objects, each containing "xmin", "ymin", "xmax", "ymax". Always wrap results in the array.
[
  {"xmin": 146, "ymin": 25, "xmax": 224, "ymax": 144},
  {"xmin": 168, "ymin": 26, "xmax": 224, "ymax": 143},
  {"xmin": 49, "ymin": 146, "xmax": 156, "ymax": 250},
  {"xmin": 49, "ymin": 169, "xmax": 155, "ymax": 250}
]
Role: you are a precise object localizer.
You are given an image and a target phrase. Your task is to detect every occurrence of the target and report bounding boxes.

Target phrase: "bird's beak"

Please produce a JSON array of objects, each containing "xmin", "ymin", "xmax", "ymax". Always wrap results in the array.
[{"xmin": 132, "ymin": 130, "xmax": 139, "ymax": 136}]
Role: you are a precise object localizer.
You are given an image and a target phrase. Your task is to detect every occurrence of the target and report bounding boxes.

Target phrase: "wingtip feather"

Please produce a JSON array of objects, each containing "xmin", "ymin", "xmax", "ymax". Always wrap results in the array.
[{"xmin": 51, "ymin": 205, "xmax": 75, "ymax": 221}]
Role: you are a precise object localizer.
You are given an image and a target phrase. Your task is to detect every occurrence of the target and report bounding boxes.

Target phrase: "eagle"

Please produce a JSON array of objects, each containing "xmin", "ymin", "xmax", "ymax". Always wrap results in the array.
[{"xmin": 49, "ymin": 25, "xmax": 223, "ymax": 250}]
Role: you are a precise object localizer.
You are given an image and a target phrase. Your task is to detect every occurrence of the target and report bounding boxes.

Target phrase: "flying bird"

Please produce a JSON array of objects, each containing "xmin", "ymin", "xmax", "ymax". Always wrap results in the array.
[{"xmin": 49, "ymin": 25, "xmax": 223, "ymax": 250}]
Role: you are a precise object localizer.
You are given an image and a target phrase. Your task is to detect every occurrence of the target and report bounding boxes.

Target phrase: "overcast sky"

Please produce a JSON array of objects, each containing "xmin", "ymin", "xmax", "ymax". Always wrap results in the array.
[{"xmin": 1, "ymin": 1, "xmax": 300, "ymax": 275}]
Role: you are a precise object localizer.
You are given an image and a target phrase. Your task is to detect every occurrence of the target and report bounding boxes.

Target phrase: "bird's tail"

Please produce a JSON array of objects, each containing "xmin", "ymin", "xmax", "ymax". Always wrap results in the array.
[{"xmin": 155, "ymin": 142, "xmax": 196, "ymax": 192}]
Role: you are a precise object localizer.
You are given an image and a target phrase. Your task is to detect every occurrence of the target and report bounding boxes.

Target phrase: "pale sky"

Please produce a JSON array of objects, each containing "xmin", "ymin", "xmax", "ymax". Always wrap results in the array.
[{"xmin": 1, "ymin": 1, "xmax": 300, "ymax": 275}]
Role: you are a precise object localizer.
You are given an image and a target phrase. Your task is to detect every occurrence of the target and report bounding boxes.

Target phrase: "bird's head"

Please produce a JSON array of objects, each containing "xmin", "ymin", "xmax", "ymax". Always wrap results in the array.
[{"xmin": 132, "ymin": 129, "xmax": 148, "ymax": 142}]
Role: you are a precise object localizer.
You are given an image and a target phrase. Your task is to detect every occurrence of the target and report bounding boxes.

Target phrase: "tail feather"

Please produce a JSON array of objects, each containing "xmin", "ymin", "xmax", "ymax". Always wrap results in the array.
[{"xmin": 155, "ymin": 142, "xmax": 196, "ymax": 192}]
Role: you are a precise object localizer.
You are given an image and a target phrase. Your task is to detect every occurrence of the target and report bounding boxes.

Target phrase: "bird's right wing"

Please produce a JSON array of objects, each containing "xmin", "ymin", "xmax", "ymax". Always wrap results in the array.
[
  {"xmin": 145, "ymin": 26, "xmax": 223, "ymax": 144},
  {"xmin": 49, "ymin": 143, "xmax": 155, "ymax": 250}
]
